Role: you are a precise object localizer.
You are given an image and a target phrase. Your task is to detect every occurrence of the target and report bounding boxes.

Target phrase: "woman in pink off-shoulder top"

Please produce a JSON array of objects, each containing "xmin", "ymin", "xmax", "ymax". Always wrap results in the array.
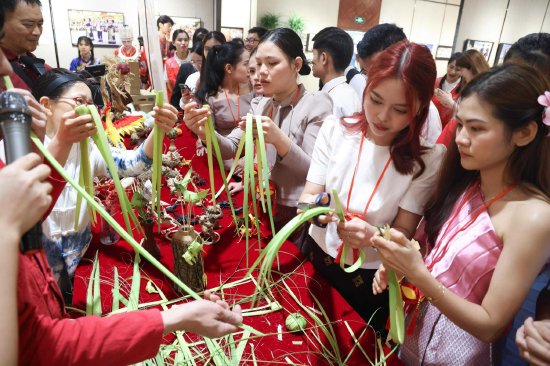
[{"xmin": 372, "ymin": 64, "xmax": 550, "ymax": 365}]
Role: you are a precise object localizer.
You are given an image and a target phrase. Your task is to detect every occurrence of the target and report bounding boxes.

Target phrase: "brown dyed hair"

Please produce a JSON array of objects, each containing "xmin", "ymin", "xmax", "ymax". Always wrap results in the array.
[
  {"xmin": 424, "ymin": 63, "xmax": 550, "ymax": 245},
  {"xmin": 456, "ymin": 49, "xmax": 490, "ymax": 77}
]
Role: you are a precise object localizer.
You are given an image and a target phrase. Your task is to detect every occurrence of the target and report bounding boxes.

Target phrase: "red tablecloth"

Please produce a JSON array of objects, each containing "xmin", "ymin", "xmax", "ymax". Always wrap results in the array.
[{"xmin": 72, "ymin": 125, "xmax": 403, "ymax": 365}]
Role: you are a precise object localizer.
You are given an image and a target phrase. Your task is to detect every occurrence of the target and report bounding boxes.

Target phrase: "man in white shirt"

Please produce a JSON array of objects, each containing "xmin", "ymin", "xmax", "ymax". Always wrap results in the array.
[
  {"xmin": 311, "ymin": 27, "xmax": 361, "ymax": 117},
  {"xmin": 350, "ymin": 23, "xmax": 442, "ymax": 143}
]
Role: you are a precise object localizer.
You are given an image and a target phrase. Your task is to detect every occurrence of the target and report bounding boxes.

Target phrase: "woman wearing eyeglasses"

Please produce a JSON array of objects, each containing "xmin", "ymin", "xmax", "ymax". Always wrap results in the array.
[{"xmin": 31, "ymin": 68, "xmax": 178, "ymax": 304}]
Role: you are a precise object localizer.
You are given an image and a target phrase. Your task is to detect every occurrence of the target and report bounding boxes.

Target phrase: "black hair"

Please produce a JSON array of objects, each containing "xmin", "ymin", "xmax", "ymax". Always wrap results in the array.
[
  {"xmin": 193, "ymin": 27, "xmax": 209, "ymax": 45},
  {"xmin": 191, "ymin": 40, "xmax": 203, "ymax": 56},
  {"xmin": 448, "ymin": 52, "xmax": 462, "ymax": 64},
  {"xmin": 172, "ymin": 29, "xmax": 189, "ymax": 43},
  {"xmin": 32, "ymin": 68, "xmax": 89, "ymax": 101},
  {"xmin": 157, "ymin": 15, "xmax": 174, "ymax": 29},
  {"xmin": 260, "ymin": 28, "xmax": 311, "ymax": 75},
  {"xmin": 3, "ymin": 0, "xmax": 41, "ymax": 13},
  {"xmin": 248, "ymin": 26, "xmax": 268, "ymax": 39},
  {"xmin": 202, "ymin": 31, "xmax": 227, "ymax": 57},
  {"xmin": 312, "ymin": 26, "xmax": 353, "ymax": 72},
  {"xmin": 230, "ymin": 38, "xmax": 245, "ymax": 47},
  {"xmin": 196, "ymin": 41, "xmax": 245, "ymax": 103},
  {"xmin": 356, "ymin": 23, "xmax": 406, "ymax": 59},
  {"xmin": 76, "ymin": 36, "xmax": 95, "ymax": 64},
  {"xmin": 504, "ymin": 32, "xmax": 550, "ymax": 78}
]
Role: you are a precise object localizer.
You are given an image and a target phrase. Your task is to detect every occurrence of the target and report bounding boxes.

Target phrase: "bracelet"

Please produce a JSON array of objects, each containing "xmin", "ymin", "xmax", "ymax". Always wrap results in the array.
[{"xmin": 426, "ymin": 282, "xmax": 446, "ymax": 304}]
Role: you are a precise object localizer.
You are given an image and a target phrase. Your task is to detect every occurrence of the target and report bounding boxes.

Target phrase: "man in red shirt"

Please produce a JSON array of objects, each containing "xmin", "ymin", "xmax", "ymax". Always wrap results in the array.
[
  {"xmin": 0, "ymin": 4, "xmax": 243, "ymax": 365},
  {"xmin": 1, "ymin": 0, "xmax": 50, "ymax": 91}
]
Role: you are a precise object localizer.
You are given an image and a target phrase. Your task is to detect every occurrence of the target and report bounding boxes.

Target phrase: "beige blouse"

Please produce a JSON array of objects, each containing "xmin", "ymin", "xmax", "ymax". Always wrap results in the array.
[
  {"xmin": 216, "ymin": 84, "xmax": 333, "ymax": 207},
  {"xmin": 206, "ymin": 90, "xmax": 254, "ymax": 136}
]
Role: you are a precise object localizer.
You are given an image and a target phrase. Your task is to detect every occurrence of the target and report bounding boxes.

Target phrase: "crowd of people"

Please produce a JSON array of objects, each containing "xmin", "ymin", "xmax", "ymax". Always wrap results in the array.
[{"xmin": 1, "ymin": 0, "xmax": 550, "ymax": 365}]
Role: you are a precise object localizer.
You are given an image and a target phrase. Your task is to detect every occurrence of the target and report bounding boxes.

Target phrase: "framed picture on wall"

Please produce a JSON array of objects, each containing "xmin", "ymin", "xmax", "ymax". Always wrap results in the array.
[
  {"xmin": 220, "ymin": 27, "xmax": 244, "ymax": 41},
  {"xmin": 463, "ymin": 39, "xmax": 494, "ymax": 61},
  {"xmin": 494, "ymin": 43, "xmax": 513, "ymax": 66},
  {"xmin": 435, "ymin": 46, "xmax": 453, "ymax": 60},
  {"xmin": 68, "ymin": 9, "xmax": 125, "ymax": 47},
  {"xmin": 305, "ymin": 33, "xmax": 315, "ymax": 52},
  {"xmin": 162, "ymin": 16, "xmax": 202, "ymax": 46}
]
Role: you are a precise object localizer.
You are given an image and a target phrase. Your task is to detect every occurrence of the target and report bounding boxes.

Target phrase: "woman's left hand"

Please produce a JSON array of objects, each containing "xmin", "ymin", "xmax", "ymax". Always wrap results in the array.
[
  {"xmin": 370, "ymin": 228, "xmax": 425, "ymax": 280},
  {"xmin": 336, "ymin": 216, "xmax": 377, "ymax": 249},
  {"xmin": 151, "ymin": 104, "xmax": 178, "ymax": 133}
]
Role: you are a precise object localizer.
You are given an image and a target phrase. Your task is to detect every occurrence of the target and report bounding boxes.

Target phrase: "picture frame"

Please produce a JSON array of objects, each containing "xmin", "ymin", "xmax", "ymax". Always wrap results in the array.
[
  {"xmin": 435, "ymin": 45, "xmax": 453, "ymax": 60},
  {"xmin": 463, "ymin": 39, "xmax": 494, "ymax": 61},
  {"xmin": 163, "ymin": 16, "xmax": 202, "ymax": 46},
  {"xmin": 494, "ymin": 43, "xmax": 513, "ymax": 66},
  {"xmin": 305, "ymin": 33, "xmax": 314, "ymax": 52},
  {"xmin": 220, "ymin": 26, "xmax": 244, "ymax": 41},
  {"xmin": 68, "ymin": 9, "xmax": 125, "ymax": 47}
]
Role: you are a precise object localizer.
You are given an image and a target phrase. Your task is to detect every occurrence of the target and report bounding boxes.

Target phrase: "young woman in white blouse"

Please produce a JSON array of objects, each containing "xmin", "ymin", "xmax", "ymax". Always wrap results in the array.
[{"xmin": 299, "ymin": 40, "xmax": 445, "ymax": 330}]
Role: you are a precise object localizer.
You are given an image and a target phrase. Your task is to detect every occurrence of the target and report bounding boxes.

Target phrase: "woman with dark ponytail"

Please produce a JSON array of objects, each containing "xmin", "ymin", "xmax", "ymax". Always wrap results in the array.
[
  {"xmin": 195, "ymin": 41, "xmax": 253, "ymax": 137},
  {"xmin": 184, "ymin": 28, "xmax": 332, "ymax": 235}
]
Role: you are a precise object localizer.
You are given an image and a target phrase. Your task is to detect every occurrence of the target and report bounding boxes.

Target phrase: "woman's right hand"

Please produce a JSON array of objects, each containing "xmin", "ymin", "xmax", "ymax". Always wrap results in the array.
[
  {"xmin": 183, "ymin": 101, "xmax": 209, "ymax": 140},
  {"xmin": 372, "ymin": 263, "xmax": 388, "ymax": 295},
  {"xmin": 54, "ymin": 110, "xmax": 96, "ymax": 145}
]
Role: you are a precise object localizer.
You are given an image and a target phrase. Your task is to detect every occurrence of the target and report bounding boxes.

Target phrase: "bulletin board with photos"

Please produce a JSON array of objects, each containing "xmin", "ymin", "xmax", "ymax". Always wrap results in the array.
[{"xmin": 68, "ymin": 10, "xmax": 125, "ymax": 47}]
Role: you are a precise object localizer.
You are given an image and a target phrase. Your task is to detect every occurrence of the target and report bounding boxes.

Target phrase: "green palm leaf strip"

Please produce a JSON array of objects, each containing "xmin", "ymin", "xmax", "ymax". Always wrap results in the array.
[
  {"xmin": 3, "ymin": 75, "xmax": 14, "ymax": 89},
  {"xmin": 204, "ymin": 112, "xmax": 216, "ymax": 206},
  {"xmin": 254, "ymin": 115, "xmax": 275, "ymax": 235},
  {"xmin": 111, "ymin": 267, "xmax": 121, "ymax": 312},
  {"xmin": 203, "ymin": 106, "xmax": 238, "ymax": 225},
  {"xmin": 31, "ymin": 134, "xmax": 262, "ymax": 336},
  {"xmin": 151, "ymin": 91, "xmax": 165, "ymax": 230},
  {"xmin": 214, "ymin": 137, "xmax": 244, "ymax": 199},
  {"xmin": 86, "ymin": 251, "xmax": 102, "ymax": 316},
  {"xmin": 73, "ymin": 108, "xmax": 97, "ymax": 229},
  {"xmin": 127, "ymin": 251, "xmax": 142, "ymax": 311},
  {"xmin": 331, "ymin": 189, "xmax": 366, "ymax": 273},
  {"xmin": 73, "ymin": 167, "xmax": 84, "ymax": 230},
  {"xmin": 380, "ymin": 225, "xmax": 405, "ymax": 344},
  {"xmin": 247, "ymin": 206, "xmax": 333, "ymax": 302},
  {"xmin": 75, "ymin": 104, "xmax": 142, "ymax": 237}
]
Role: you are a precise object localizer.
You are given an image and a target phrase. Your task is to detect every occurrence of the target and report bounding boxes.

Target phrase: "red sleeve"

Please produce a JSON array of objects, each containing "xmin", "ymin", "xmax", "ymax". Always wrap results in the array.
[
  {"xmin": 43, "ymin": 159, "xmax": 67, "ymax": 219},
  {"xmin": 436, "ymin": 118, "xmax": 457, "ymax": 148},
  {"xmin": 21, "ymin": 308, "xmax": 164, "ymax": 366},
  {"xmin": 0, "ymin": 156, "xmax": 66, "ymax": 218}
]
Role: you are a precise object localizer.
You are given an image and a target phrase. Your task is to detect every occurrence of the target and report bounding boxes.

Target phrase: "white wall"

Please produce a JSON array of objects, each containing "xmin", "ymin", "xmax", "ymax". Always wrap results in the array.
[
  {"xmin": 256, "ymin": 0, "xmax": 339, "ymax": 91},
  {"xmin": 35, "ymin": 0, "xmax": 214, "ymax": 69},
  {"xmin": 221, "ymin": 0, "xmax": 256, "ymax": 33},
  {"xmin": 380, "ymin": 0, "xmax": 461, "ymax": 76}
]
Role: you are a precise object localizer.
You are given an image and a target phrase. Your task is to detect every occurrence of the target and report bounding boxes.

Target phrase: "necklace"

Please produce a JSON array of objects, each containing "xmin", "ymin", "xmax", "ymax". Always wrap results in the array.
[
  {"xmin": 224, "ymin": 86, "xmax": 240, "ymax": 126},
  {"xmin": 426, "ymin": 181, "xmax": 516, "ymax": 271}
]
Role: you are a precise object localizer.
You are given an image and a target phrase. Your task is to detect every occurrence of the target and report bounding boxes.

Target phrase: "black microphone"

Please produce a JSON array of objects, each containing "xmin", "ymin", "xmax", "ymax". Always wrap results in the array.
[{"xmin": 0, "ymin": 91, "xmax": 43, "ymax": 253}]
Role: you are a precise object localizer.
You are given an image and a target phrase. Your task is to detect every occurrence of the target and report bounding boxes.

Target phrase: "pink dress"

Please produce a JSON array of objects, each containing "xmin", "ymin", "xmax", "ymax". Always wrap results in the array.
[{"xmin": 399, "ymin": 184, "xmax": 502, "ymax": 365}]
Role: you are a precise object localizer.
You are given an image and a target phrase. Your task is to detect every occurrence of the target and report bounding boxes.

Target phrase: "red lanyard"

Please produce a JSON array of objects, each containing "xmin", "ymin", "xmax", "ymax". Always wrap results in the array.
[
  {"xmin": 267, "ymin": 86, "xmax": 301, "ymax": 120},
  {"xmin": 346, "ymin": 134, "xmax": 392, "ymax": 217},
  {"xmin": 426, "ymin": 181, "xmax": 516, "ymax": 271},
  {"xmin": 224, "ymin": 86, "xmax": 240, "ymax": 126}
]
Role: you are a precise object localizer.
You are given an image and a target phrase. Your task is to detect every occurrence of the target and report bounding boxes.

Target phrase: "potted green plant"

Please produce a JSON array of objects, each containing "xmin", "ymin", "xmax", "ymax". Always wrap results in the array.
[
  {"xmin": 287, "ymin": 14, "xmax": 305, "ymax": 34},
  {"xmin": 258, "ymin": 12, "xmax": 280, "ymax": 30}
]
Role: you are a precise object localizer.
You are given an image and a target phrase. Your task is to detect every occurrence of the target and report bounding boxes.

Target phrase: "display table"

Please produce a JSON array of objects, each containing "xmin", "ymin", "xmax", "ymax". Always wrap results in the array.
[{"xmin": 71, "ymin": 125, "xmax": 403, "ymax": 365}]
